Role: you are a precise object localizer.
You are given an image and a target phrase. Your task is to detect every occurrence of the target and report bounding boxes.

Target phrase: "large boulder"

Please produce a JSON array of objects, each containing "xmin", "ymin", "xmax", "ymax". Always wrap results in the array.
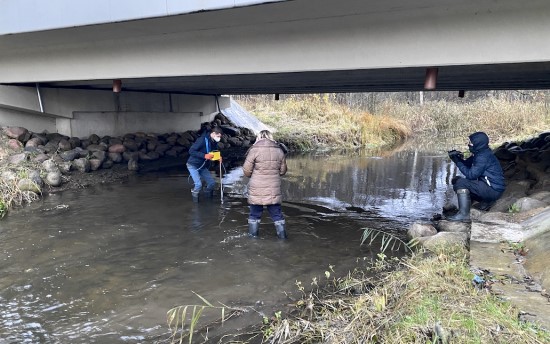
[
  {"xmin": 512, "ymin": 197, "xmax": 548, "ymax": 213},
  {"xmin": 7, "ymin": 153, "xmax": 28, "ymax": 165},
  {"xmin": 407, "ymin": 222, "xmax": 437, "ymax": 240},
  {"xmin": 415, "ymin": 232, "xmax": 469, "ymax": 250},
  {"xmin": 73, "ymin": 158, "xmax": 91, "ymax": 173},
  {"xmin": 44, "ymin": 171, "xmax": 62, "ymax": 186},
  {"xmin": 17, "ymin": 178, "xmax": 41, "ymax": 194},
  {"xmin": 4, "ymin": 127, "xmax": 30, "ymax": 142}
]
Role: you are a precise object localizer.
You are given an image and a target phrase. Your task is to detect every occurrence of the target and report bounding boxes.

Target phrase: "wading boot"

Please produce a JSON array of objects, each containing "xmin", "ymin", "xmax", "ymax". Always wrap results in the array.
[
  {"xmin": 248, "ymin": 219, "xmax": 260, "ymax": 238},
  {"xmin": 191, "ymin": 190, "xmax": 200, "ymax": 203},
  {"xmin": 448, "ymin": 189, "xmax": 471, "ymax": 222},
  {"xmin": 274, "ymin": 220, "xmax": 287, "ymax": 239}
]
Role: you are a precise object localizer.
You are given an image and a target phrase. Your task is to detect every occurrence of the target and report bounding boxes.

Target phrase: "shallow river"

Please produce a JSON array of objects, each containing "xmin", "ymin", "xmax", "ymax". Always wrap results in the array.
[{"xmin": 0, "ymin": 147, "xmax": 456, "ymax": 343}]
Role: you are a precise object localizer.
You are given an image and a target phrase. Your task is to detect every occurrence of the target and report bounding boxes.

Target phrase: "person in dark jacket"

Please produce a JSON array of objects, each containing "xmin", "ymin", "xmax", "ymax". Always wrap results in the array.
[
  {"xmin": 447, "ymin": 131, "xmax": 506, "ymax": 221},
  {"xmin": 186, "ymin": 126, "xmax": 223, "ymax": 202},
  {"xmin": 242, "ymin": 130, "xmax": 288, "ymax": 239}
]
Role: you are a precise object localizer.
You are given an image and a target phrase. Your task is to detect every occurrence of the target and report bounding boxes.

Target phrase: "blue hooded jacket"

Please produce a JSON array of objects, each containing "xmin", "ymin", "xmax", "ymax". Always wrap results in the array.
[
  {"xmin": 454, "ymin": 132, "xmax": 506, "ymax": 192},
  {"xmin": 186, "ymin": 130, "xmax": 219, "ymax": 168}
]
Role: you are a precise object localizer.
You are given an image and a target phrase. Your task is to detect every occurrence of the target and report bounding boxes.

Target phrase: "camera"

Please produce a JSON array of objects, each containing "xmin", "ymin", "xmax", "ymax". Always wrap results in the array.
[{"xmin": 448, "ymin": 150, "xmax": 463, "ymax": 160}]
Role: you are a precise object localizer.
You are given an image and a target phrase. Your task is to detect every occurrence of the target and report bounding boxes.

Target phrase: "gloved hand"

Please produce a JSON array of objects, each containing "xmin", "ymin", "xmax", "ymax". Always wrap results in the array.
[
  {"xmin": 448, "ymin": 150, "xmax": 463, "ymax": 161},
  {"xmin": 204, "ymin": 153, "xmax": 214, "ymax": 160}
]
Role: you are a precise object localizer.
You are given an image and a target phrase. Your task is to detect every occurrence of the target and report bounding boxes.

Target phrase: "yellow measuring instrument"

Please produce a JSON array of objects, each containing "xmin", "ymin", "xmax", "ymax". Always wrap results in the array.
[{"xmin": 209, "ymin": 150, "xmax": 221, "ymax": 161}]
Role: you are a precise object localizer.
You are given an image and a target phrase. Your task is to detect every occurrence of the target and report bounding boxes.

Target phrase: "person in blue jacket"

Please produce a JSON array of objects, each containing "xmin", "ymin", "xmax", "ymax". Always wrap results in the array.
[
  {"xmin": 447, "ymin": 131, "xmax": 506, "ymax": 221},
  {"xmin": 186, "ymin": 126, "xmax": 223, "ymax": 202}
]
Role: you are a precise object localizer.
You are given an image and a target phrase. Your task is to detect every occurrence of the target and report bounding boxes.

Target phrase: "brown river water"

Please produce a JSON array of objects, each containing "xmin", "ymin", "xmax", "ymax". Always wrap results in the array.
[{"xmin": 0, "ymin": 148, "xmax": 456, "ymax": 343}]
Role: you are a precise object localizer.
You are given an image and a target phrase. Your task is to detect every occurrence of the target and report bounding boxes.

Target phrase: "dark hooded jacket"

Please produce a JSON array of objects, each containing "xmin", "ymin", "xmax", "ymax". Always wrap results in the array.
[
  {"xmin": 187, "ymin": 130, "xmax": 219, "ymax": 168},
  {"xmin": 454, "ymin": 132, "xmax": 506, "ymax": 192}
]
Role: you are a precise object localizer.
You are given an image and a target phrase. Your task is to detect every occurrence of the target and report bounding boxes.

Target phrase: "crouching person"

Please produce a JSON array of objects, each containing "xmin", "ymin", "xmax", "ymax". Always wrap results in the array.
[
  {"xmin": 448, "ymin": 131, "xmax": 506, "ymax": 221},
  {"xmin": 243, "ymin": 130, "xmax": 288, "ymax": 239}
]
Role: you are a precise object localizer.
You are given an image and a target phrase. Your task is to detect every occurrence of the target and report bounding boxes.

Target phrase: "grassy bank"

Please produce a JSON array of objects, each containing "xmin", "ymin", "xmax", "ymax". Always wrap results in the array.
[
  {"xmin": 236, "ymin": 95, "xmax": 550, "ymax": 149},
  {"xmin": 259, "ymin": 245, "xmax": 549, "ymax": 344},
  {"xmin": 379, "ymin": 98, "xmax": 550, "ymax": 143},
  {"xmin": 167, "ymin": 245, "xmax": 549, "ymax": 343},
  {"xmin": 236, "ymin": 94, "xmax": 410, "ymax": 150}
]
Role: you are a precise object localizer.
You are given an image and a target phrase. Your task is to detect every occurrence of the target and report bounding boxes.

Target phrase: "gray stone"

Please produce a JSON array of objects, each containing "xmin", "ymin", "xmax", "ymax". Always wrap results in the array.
[
  {"xmin": 108, "ymin": 152, "xmax": 123, "ymax": 163},
  {"xmin": 68, "ymin": 137, "xmax": 81, "ymax": 149},
  {"xmin": 521, "ymin": 208, "xmax": 550, "ymax": 239},
  {"xmin": 86, "ymin": 144, "xmax": 107, "ymax": 152},
  {"xmin": 42, "ymin": 159, "xmax": 59, "ymax": 173},
  {"xmin": 1, "ymin": 170, "xmax": 17, "ymax": 181},
  {"xmin": 43, "ymin": 141, "xmax": 58, "ymax": 154},
  {"xmin": 155, "ymin": 143, "xmax": 171, "ymax": 154},
  {"xmin": 437, "ymin": 220, "xmax": 471, "ymax": 233},
  {"xmin": 74, "ymin": 147, "xmax": 89, "ymax": 158},
  {"xmin": 123, "ymin": 140, "xmax": 139, "ymax": 151},
  {"xmin": 60, "ymin": 149, "xmax": 79, "ymax": 162},
  {"xmin": 28, "ymin": 170, "xmax": 44, "ymax": 187},
  {"xmin": 407, "ymin": 222, "xmax": 437, "ymax": 239},
  {"xmin": 44, "ymin": 171, "xmax": 62, "ymax": 186},
  {"xmin": 91, "ymin": 150, "xmax": 106, "ymax": 163},
  {"xmin": 528, "ymin": 191, "xmax": 550, "ymax": 201},
  {"xmin": 33, "ymin": 153, "xmax": 50, "ymax": 163},
  {"xmin": 17, "ymin": 178, "xmax": 41, "ymax": 194},
  {"xmin": 7, "ymin": 153, "xmax": 28, "ymax": 165},
  {"xmin": 73, "ymin": 158, "xmax": 91, "ymax": 173},
  {"xmin": 416, "ymin": 232, "xmax": 469, "ymax": 250},
  {"xmin": 220, "ymin": 125, "xmax": 241, "ymax": 137},
  {"xmin": 58, "ymin": 161, "xmax": 72, "ymax": 174},
  {"xmin": 58, "ymin": 139, "xmax": 72, "ymax": 151},
  {"xmin": 227, "ymin": 137, "xmax": 242, "ymax": 146},
  {"xmin": 470, "ymin": 221, "xmax": 524, "ymax": 243},
  {"xmin": 478, "ymin": 212, "xmax": 509, "ymax": 223},
  {"xmin": 89, "ymin": 159, "xmax": 102, "ymax": 171},
  {"xmin": 89, "ymin": 134, "xmax": 100, "ymax": 144},
  {"xmin": 513, "ymin": 197, "xmax": 548, "ymax": 213}
]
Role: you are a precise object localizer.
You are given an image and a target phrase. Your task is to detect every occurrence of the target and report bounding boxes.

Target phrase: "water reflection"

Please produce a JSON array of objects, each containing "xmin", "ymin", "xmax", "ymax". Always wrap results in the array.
[{"xmin": 225, "ymin": 149, "xmax": 457, "ymax": 222}]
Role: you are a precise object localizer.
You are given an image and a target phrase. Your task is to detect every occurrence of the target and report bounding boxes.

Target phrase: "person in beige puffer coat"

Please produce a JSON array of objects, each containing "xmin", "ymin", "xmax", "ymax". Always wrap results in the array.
[{"xmin": 242, "ymin": 130, "xmax": 288, "ymax": 239}]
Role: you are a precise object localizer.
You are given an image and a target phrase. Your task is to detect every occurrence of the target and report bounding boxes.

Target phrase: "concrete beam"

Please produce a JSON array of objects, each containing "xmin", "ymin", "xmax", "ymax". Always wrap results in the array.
[{"xmin": 1, "ymin": 0, "xmax": 549, "ymax": 85}]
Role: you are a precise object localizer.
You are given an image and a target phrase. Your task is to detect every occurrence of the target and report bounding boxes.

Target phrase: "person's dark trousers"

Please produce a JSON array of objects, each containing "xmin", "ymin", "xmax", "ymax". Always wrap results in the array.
[
  {"xmin": 453, "ymin": 177, "xmax": 503, "ymax": 204},
  {"xmin": 249, "ymin": 204, "xmax": 284, "ymax": 221}
]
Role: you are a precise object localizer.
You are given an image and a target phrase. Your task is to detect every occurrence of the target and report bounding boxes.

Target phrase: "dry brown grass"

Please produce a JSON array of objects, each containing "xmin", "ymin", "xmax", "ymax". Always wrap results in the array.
[
  {"xmin": 379, "ymin": 98, "xmax": 550, "ymax": 143},
  {"xmin": 261, "ymin": 245, "xmax": 550, "ymax": 344},
  {"xmin": 237, "ymin": 94, "xmax": 410, "ymax": 150},
  {"xmin": 236, "ymin": 95, "xmax": 550, "ymax": 149}
]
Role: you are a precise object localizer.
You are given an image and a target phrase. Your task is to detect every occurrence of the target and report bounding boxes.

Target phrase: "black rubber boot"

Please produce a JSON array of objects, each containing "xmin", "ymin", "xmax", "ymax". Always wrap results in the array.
[
  {"xmin": 274, "ymin": 220, "xmax": 287, "ymax": 239},
  {"xmin": 191, "ymin": 190, "xmax": 200, "ymax": 203},
  {"xmin": 248, "ymin": 219, "xmax": 260, "ymax": 238},
  {"xmin": 448, "ymin": 189, "xmax": 471, "ymax": 222}
]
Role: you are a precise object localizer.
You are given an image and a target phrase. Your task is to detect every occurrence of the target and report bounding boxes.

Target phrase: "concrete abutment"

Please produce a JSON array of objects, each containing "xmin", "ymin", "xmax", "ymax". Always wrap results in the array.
[{"xmin": 0, "ymin": 85, "xmax": 230, "ymax": 137}]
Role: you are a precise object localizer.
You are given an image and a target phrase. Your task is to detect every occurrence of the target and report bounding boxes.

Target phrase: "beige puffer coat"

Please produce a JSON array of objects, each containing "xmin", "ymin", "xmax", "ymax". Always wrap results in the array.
[{"xmin": 242, "ymin": 138, "xmax": 287, "ymax": 205}]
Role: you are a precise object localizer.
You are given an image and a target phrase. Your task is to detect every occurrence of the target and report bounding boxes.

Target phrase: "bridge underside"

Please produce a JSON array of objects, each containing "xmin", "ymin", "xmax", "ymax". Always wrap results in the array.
[
  {"xmin": 10, "ymin": 62, "xmax": 550, "ymax": 95},
  {"xmin": 2, "ymin": 0, "xmax": 550, "ymax": 95}
]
